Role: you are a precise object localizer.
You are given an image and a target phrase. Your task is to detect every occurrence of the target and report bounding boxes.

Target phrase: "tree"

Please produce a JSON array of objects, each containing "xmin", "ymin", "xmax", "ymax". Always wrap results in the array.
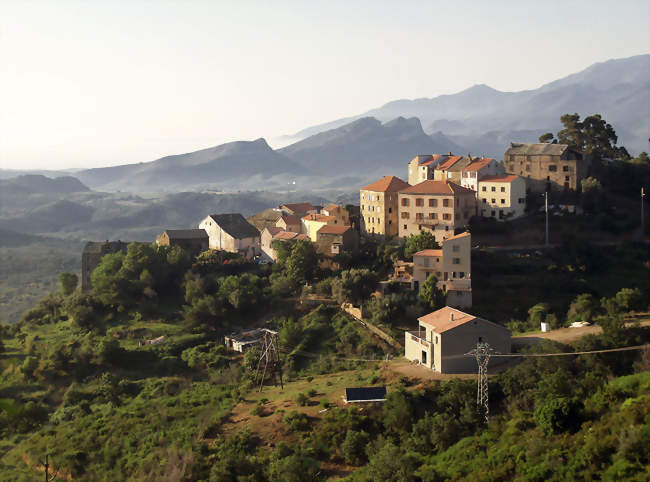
[
  {"xmin": 331, "ymin": 269, "xmax": 379, "ymax": 305},
  {"xmin": 539, "ymin": 132, "xmax": 557, "ymax": 144},
  {"xmin": 615, "ymin": 287, "xmax": 644, "ymax": 312},
  {"xmin": 403, "ymin": 231, "xmax": 439, "ymax": 259},
  {"xmin": 286, "ymin": 240, "xmax": 319, "ymax": 285},
  {"xmin": 419, "ymin": 275, "xmax": 445, "ymax": 311},
  {"xmin": 218, "ymin": 274, "xmax": 262, "ymax": 311},
  {"xmin": 528, "ymin": 302, "xmax": 552, "ymax": 326},
  {"xmin": 581, "ymin": 177, "xmax": 606, "ymax": 213},
  {"xmin": 556, "ymin": 113, "xmax": 627, "ymax": 160},
  {"xmin": 341, "ymin": 430, "xmax": 369, "ymax": 465},
  {"xmin": 58, "ymin": 272, "xmax": 78, "ymax": 296},
  {"xmin": 629, "ymin": 151, "xmax": 650, "ymax": 165},
  {"xmin": 567, "ymin": 293, "xmax": 600, "ymax": 324},
  {"xmin": 534, "ymin": 397, "xmax": 583, "ymax": 434}
]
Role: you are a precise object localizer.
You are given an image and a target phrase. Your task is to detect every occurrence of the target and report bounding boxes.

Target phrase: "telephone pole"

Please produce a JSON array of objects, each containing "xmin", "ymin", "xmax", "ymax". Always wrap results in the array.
[
  {"xmin": 642, "ymin": 187, "xmax": 646, "ymax": 238},
  {"xmin": 544, "ymin": 191, "xmax": 550, "ymax": 247},
  {"xmin": 42, "ymin": 454, "xmax": 58, "ymax": 481}
]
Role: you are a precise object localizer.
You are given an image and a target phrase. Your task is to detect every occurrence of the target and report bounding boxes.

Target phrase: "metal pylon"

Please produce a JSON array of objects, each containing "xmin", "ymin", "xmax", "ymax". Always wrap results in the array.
[
  {"xmin": 254, "ymin": 329, "xmax": 283, "ymax": 392},
  {"xmin": 466, "ymin": 342, "xmax": 497, "ymax": 424}
]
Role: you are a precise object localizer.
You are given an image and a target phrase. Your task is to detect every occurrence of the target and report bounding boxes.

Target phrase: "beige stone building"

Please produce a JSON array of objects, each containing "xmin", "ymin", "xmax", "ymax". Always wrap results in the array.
[
  {"xmin": 301, "ymin": 213, "xmax": 336, "ymax": 240},
  {"xmin": 315, "ymin": 225, "xmax": 359, "ymax": 256},
  {"xmin": 321, "ymin": 204, "xmax": 350, "ymax": 226},
  {"xmin": 260, "ymin": 227, "xmax": 308, "ymax": 261},
  {"xmin": 155, "ymin": 229, "xmax": 209, "ymax": 258},
  {"xmin": 460, "ymin": 157, "xmax": 503, "ymax": 191},
  {"xmin": 404, "ymin": 306, "xmax": 511, "ymax": 373},
  {"xmin": 477, "ymin": 175, "xmax": 526, "ymax": 221},
  {"xmin": 275, "ymin": 214, "xmax": 301, "ymax": 233},
  {"xmin": 412, "ymin": 231, "xmax": 472, "ymax": 308},
  {"xmin": 504, "ymin": 142, "xmax": 590, "ymax": 192},
  {"xmin": 198, "ymin": 213, "xmax": 261, "ymax": 258},
  {"xmin": 433, "ymin": 155, "xmax": 472, "ymax": 184},
  {"xmin": 360, "ymin": 176, "xmax": 410, "ymax": 238},
  {"xmin": 397, "ymin": 180, "xmax": 476, "ymax": 242}
]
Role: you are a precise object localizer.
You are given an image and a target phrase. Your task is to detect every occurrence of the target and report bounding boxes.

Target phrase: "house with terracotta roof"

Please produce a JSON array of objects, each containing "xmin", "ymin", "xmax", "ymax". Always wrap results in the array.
[
  {"xmin": 477, "ymin": 175, "xmax": 526, "ymax": 221},
  {"xmin": 275, "ymin": 214, "xmax": 301, "ymax": 233},
  {"xmin": 460, "ymin": 157, "xmax": 503, "ymax": 191},
  {"xmin": 412, "ymin": 231, "xmax": 472, "ymax": 308},
  {"xmin": 397, "ymin": 180, "xmax": 477, "ymax": 243},
  {"xmin": 503, "ymin": 142, "xmax": 590, "ymax": 192},
  {"xmin": 155, "ymin": 229, "xmax": 209, "ymax": 258},
  {"xmin": 360, "ymin": 175, "xmax": 410, "ymax": 238},
  {"xmin": 407, "ymin": 154, "xmax": 445, "ymax": 185},
  {"xmin": 404, "ymin": 306, "xmax": 511, "ymax": 373},
  {"xmin": 301, "ymin": 213, "xmax": 336, "ymax": 240},
  {"xmin": 321, "ymin": 203, "xmax": 351, "ymax": 226},
  {"xmin": 433, "ymin": 155, "xmax": 473, "ymax": 184},
  {"xmin": 260, "ymin": 227, "xmax": 309, "ymax": 261},
  {"xmin": 278, "ymin": 202, "xmax": 318, "ymax": 217},
  {"xmin": 198, "ymin": 213, "xmax": 261, "ymax": 258},
  {"xmin": 315, "ymin": 224, "xmax": 359, "ymax": 256}
]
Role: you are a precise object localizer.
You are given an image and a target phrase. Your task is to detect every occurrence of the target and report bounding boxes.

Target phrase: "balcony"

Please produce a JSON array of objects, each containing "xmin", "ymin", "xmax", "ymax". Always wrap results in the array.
[{"xmin": 406, "ymin": 331, "xmax": 431, "ymax": 347}]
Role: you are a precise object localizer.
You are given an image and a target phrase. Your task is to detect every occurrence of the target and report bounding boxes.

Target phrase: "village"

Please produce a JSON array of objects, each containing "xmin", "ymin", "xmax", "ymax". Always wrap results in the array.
[{"xmin": 80, "ymin": 141, "xmax": 592, "ymax": 377}]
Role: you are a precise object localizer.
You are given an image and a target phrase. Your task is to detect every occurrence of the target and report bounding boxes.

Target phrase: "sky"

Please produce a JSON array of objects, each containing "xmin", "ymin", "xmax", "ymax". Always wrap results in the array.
[{"xmin": 1, "ymin": 0, "xmax": 649, "ymax": 170}]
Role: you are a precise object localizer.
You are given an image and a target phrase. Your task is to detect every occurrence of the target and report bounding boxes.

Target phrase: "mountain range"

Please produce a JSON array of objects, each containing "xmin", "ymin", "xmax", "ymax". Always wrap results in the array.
[{"xmin": 4, "ymin": 54, "xmax": 648, "ymax": 193}]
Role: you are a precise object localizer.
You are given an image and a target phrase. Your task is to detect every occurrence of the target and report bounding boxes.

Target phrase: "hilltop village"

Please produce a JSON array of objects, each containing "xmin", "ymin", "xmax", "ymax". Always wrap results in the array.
[{"xmin": 79, "ymin": 141, "xmax": 595, "ymax": 371}]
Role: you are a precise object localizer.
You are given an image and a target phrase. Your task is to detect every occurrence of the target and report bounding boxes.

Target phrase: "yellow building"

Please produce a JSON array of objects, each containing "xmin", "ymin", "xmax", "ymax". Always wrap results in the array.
[
  {"xmin": 477, "ymin": 175, "xmax": 526, "ymax": 221},
  {"xmin": 301, "ymin": 213, "xmax": 336, "ymax": 240},
  {"xmin": 398, "ymin": 180, "xmax": 477, "ymax": 243},
  {"xmin": 412, "ymin": 231, "xmax": 472, "ymax": 308},
  {"xmin": 360, "ymin": 176, "xmax": 410, "ymax": 238}
]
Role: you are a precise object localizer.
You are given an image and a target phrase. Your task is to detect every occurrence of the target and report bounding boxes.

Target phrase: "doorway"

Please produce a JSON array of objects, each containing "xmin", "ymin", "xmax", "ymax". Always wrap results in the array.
[{"xmin": 421, "ymin": 350, "xmax": 427, "ymax": 365}]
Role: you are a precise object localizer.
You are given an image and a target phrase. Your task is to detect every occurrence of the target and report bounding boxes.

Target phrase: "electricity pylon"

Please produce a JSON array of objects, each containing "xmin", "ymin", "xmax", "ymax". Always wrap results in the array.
[
  {"xmin": 254, "ymin": 329, "xmax": 283, "ymax": 392},
  {"xmin": 466, "ymin": 342, "xmax": 498, "ymax": 424}
]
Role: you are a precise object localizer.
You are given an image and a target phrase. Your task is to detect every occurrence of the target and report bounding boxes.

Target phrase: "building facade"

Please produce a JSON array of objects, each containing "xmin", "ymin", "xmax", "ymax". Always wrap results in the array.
[
  {"xmin": 477, "ymin": 175, "xmax": 526, "ymax": 221},
  {"xmin": 198, "ymin": 213, "xmax": 261, "ymax": 258},
  {"xmin": 275, "ymin": 214, "xmax": 301, "ymax": 233},
  {"xmin": 412, "ymin": 231, "xmax": 472, "ymax": 308},
  {"xmin": 155, "ymin": 229, "xmax": 209, "ymax": 257},
  {"xmin": 359, "ymin": 176, "xmax": 410, "ymax": 238},
  {"xmin": 397, "ymin": 180, "xmax": 477, "ymax": 243},
  {"xmin": 503, "ymin": 142, "xmax": 589, "ymax": 192},
  {"xmin": 433, "ymin": 155, "xmax": 471, "ymax": 184},
  {"xmin": 315, "ymin": 225, "xmax": 359, "ymax": 256},
  {"xmin": 404, "ymin": 306, "xmax": 511, "ymax": 373},
  {"xmin": 460, "ymin": 157, "xmax": 503, "ymax": 191}
]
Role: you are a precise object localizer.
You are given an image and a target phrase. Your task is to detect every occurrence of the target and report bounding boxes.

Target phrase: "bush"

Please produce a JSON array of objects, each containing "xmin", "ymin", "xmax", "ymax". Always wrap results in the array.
[
  {"xmin": 295, "ymin": 393, "xmax": 309, "ymax": 407},
  {"xmin": 283, "ymin": 411, "xmax": 311, "ymax": 432},
  {"xmin": 341, "ymin": 429, "xmax": 369, "ymax": 465},
  {"xmin": 320, "ymin": 399, "xmax": 330, "ymax": 409},
  {"xmin": 534, "ymin": 397, "xmax": 583, "ymax": 434}
]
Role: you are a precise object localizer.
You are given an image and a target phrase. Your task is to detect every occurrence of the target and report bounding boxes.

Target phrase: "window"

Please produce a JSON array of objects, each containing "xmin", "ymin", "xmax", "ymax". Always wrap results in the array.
[
  {"xmin": 500, "ymin": 187, "xmax": 506, "ymax": 192},
  {"xmin": 452, "ymin": 244, "xmax": 460, "ymax": 252},
  {"xmin": 518, "ymin": 198, "xmax": 525, "ymax": 204},
  {"xmin": 403, "ymin": 224, "xmax": 407, "ymax": 230},
  {"xmin": 401, "ymin": 212, "xmax": 409, "ymax": 219},
  {"xmin": 482, "ymin": 198, "xmax": 487, "ymax": 203},
  {"xmin": 416, "ymin": 198, "xmax": 424, "ymax": 207},
  {"xmin": 429, "ymin": 212, "xmax": 437, "ymax": 219},
  {"xmin": 563, "ymin": 165, "xmax": 569, "ymax": 172},
  {"xmin": 361, "ymin": 194, "xmax": 365, "ymax": 200},
  {"xmin": 429, "ymin": 199, "xmax": 437, "ymax": 207},
  {"xmin": 416, "ymin": 213, "xmax": 424, "ymax": 220},
  {"xmin": 389, "ymin": 220, "xmax": 392, "ymax": 224},
  {"xmin": 459, "ymin": 272, "xmax": 465, "ymax": 278},
  {"xmin": 423, "ymin": 258, "xmax": 430, "ymax": 267},
  {"xmin": 499, "ymin": 210, "xmax": 504, "ymax": 218},
  {"xmin": 501, "ymin": 199, "xmax": 506, "ymax": 204},
  {"xmin": 491, "ymin": 186, "xmax": 496, "ymax": 192},
  {"xmin": 565, "ymin": 176, "xmax": 570, "ymax": 181},
  {"xmin": 443, "ymin": 199, "xmax": 450, "ymax": 207},
  {"xmin": 443, "ymin": 213, "xmax": 451, "ymax": 220},
  {"xmin": 526, "ymin": 164, "xmax": 531, "ymax": 171},
  {"xmin": 491, "ymin": 210, "xmax": 495, "ymax": 217},
  {"xmin": 452, "ymin": 258, "xmax": 460, "ymax": 264},
  {"xmin": 388, "ymin": 207, "xmax": 392, "ymax": 213},
  {"xmin": 491, "ymin": 198, "xmax": 496, "ymax": 203},
  {"xmin": 361, "ymin": 205, "xmax": 364, "ymax": 211},
  {"xmin": 401, "ymin": 198, "xmax": 409, "ymax": 207},
  {"xmin": 549, "ymin": 165, "xmax": 557, "ymax": 172},
  {"xmin": 481, "ymin": 186, "xmax": 487, "ymax": 192}
]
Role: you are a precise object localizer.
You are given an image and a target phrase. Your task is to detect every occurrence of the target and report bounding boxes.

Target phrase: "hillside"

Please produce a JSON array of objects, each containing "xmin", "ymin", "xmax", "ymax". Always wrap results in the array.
[{"xmin": 290, "ymin": 54, "xmax": 650, "ymax": 157}]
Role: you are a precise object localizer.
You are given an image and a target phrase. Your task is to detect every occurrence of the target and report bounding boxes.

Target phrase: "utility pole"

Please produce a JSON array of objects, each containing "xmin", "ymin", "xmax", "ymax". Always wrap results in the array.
[
  {"xmin": 254, "ymin": 329, "xmax": 283, "ymax": 392},
  {"xmin": 545, "ymin": 191, "xmax": 550, "ymax": 247},
  {"xmin": 642, "ymin": 187, "xmax": 646, "ymax": 238},
  {"xmin": 466, "ymin": 342, "xmax": 497, "ymax": 424},
  {"xmin": 42, "ymin": 454, "xmax": 58, "ymax": 481}
]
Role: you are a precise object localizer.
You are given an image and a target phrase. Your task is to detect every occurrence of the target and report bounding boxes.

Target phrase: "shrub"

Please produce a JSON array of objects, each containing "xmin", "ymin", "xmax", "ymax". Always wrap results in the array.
[
  {"xmin": 319, "ymin": 399, "xmax": 330, "ymax": 409},
  {"xmin": 295, "ymin": 393, "xmax": 309, "ymax": 407},
  {"xmin": 341, "ymin": 429, "xmax": 370, "ymax": 465},
  {"xmin": 283, "ymin": 411, "xmax": 310, "ymax": 432},
  {"xmin": 534, "ymin": 397, "xmax": 583, "ymax": 434}
]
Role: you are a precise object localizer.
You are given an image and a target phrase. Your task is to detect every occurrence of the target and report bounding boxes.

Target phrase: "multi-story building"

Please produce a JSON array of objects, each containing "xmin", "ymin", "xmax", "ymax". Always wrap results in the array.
[
  {"xmin": 315, "ymin": 225, "xmax": 359, "ymax": 256},
  {"xmin": 477, "ymin": 175, "xmax": 526, "ymax": 221},
  {"xmin": 360, "ymin": 176, "xmax": 410, "ymax": 238},
  {"xmin": 433, "ymin": 155, "xmax": 471, "ymax": 184},
  {"xmin": 460, "ymin": 157, "xmax": 503, "ymax": 191},
  {"xmin": 321, "ymin": 203, "xmax": 350, "ymax": 226},
  {"xmin": 198, "ymin": 213, "xmax": 261, "ymax": 258},
  {"xmin": 411, "ymin": 231, "xmax": 472, "ymax": 308},
  {"xmin": 397, "ymin": 180, "xmax": 476, "ymax": 242},
  {"xmin": 404, "ymin": 306, "xmax": 511, "ymax": 373},
  {"xmin": 503, "ymin": 142, "xmax": 590, "ymax": 192},
  {"xmin": 301, "ymin": 213, "xmax": 336, "ymax": 240}
]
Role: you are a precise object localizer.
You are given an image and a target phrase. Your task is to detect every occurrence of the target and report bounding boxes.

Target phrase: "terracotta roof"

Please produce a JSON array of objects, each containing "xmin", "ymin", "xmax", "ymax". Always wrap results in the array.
[
  {"xmin": 361, "ymin": 176, "xmax": 410, "ymax": 192},
  {"xmin": 417, "ymin": 306, "xmax": 508, "ymax": 334},
  {"xmin": 480, "ymin": 174, "xmax": 520, "ymax": 183},
  {"xmin": 413, "ymin": 249, "xmax": 442, "ymax": 257},
  {"xmin": 263, "ymin": 226, "xmax": 284, "ymax": 236},
  {"xmin": 442, "ymin": 231, "xmax": 471, "ymax": 242},
  {"xmin": 323, "ymin": 203, "xmax": 340, "ymax": 212},
  {"xmin": 317, "ymin": 225, "xmax": 352, "ymax": 235},
  {"xmin": 505, "ymin": 142, "xmax": 571, "ymax": 156},
  {"xmin": 280, "ymin": 202, "xmax": 317, "ymax": 214},
  {"xmin": 273, "ymin": 231, "xmax": 309, "ymax": 241},
  {"xmin": 463, "ymin": 158, "xmax": 496, "ymax": 172},
  {"xmin": 436, "ymin": 156, "xmax": 463, "ymax": 170},
  {"xmin": 277, "ymin": 214, "xmax": 301, "ymax": 225},
  {"xmin": 163, "ymin": 229, "xmax": 208, "ymax": 240},
  {"xmin": 399, "ymin": 180, "xmax": 475, "ymax": 195},
  {"xmin": 302, "ymin": 213, "xmax": 335, "ymax": 222}
]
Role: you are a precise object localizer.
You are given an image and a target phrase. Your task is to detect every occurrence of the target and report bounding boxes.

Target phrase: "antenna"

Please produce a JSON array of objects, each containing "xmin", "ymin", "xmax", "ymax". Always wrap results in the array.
[
  {"xmin": 254, "ymin": 329, "xmax": 284, "ymax": 392},
  {"xmin": 466, "ymin": 342, "xmax": 498, "ymax": 424}
]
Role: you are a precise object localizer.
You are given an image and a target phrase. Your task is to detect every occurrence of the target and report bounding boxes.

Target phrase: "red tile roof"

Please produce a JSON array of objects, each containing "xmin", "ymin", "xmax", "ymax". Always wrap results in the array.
[
  {"xmin": 273, "ymin": 231, "xmax": 309, "ymax": 241},
  {"xmin": 399, "ymin": 180, "xmax": 475, "ymax": 195},
  {"xmin": 264, "ymin": 226, "xmax": 284, "ymax": 236},
  {"xmin": 361, "ymin": 176, "xmax": 410, "ymax": 192},
  {"xmin": 463, "ymin": 157, "xmax": 496, "ymax": 172},
  {"xmin": 418, "ymin": 306, "xmax": 508, "ymax": 334},
  {"xmin": 317, "ymin": 225, "xmax": 352, "ymax": 235},
  {"xmin": 278, "ymin": 214, "xmax": 301, "ymax": 225},
  {"xmin": 413, "ymin": 249, "xmax": 443, "ymax": 257},
  {"xmin": 281, "ymin": 202, "xmax": 316, "ymax": 214},
  {"xmin": 436, "ymin": 156, "xmax": 463, "ymax": 170},
  {"xmin": 442, "ymin": 231, "xmax": 471, "ymax": 242},
  {"xmin": 302, "ymin": 213, "xmax": 335, "ymax": 222},
  {"xmin": 480, "ymin": 174, "xmax": 519, "ymax": 183}
]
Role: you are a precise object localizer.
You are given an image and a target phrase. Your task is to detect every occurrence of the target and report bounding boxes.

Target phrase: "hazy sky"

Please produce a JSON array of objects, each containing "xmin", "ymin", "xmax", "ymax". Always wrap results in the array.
[{"xmin": 1, "ymin": 0, "xmax": 649, "ymax": 170}]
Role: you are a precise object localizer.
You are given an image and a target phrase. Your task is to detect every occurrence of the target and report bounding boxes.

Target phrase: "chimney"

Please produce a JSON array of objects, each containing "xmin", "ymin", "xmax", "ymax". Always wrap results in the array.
[{"xmin": 450, "ymin": 312, "xmax": 454, "ymax": 322}]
